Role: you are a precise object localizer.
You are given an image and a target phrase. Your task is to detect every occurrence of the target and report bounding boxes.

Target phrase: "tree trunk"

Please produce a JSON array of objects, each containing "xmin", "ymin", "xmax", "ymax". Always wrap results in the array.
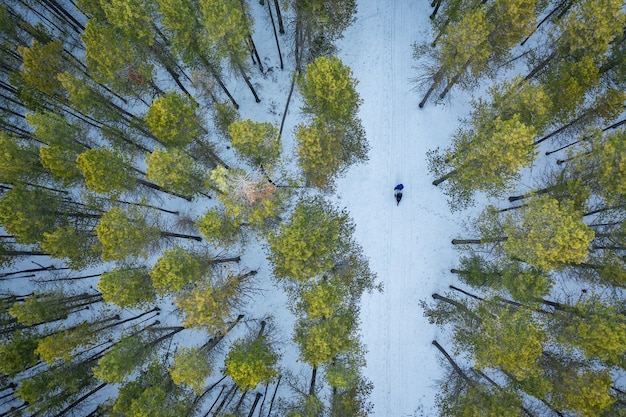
[
  {"xmin": 247, "ymin": 393, "xmax": 263, "ymax": 417},
  {"xmin": 267, "ymin": 0, "xmax": 284, "ymax": 70},
  {"xmin": 204, "ymin": 385, "xmax": 226, "ymax": 417},
  {"xmin": 199, "ymin": 56, "xmax": 239, "ymax": 109},
  {"xmin": 451, "ymin": 237, "xmax": 507, "ymax": 245},
  {"xmin": 432, "ymin": 293, "xmax": 478, "ymax": 320},
  {"xmin": 419, "ymin": 65, "xmax": 446, "ymax": 108},
  {"xmin": 279, "ymin": 70, "xmax": 298, "ymax": 138},
  {"xmin": 438, "ymin": 58, "xmax": 471, "ymax": 100},
  {"xmin": 266, "ymin": 375, "xmax": 281, "ymax": 417},
  {"xmin": 273, "ymin": 0, "xmax": 284, "ymax": 34},
  {"xmin": 160, "ymin": 231, "xmax": 203, "ymax": 241},
  {"xmin": 238, "ymin": 64, "xmax": 261, "ymax": 103},
  {"xmin": 431, "ymin": 340, "xmax": 471, "ymax": 382},
  {"xmin": 432, "ymin": 169, "xmax": 457, "ymax": 186},
  {"xmin": 430, "ymin": 0, "xmax": 443, "ymax": 19}
]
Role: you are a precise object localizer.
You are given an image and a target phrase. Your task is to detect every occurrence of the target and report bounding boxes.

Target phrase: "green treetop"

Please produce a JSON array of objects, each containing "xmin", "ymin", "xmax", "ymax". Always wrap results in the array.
[
  {"xmin": 502, "ymin": 196, "xmax": 594, "ymax": 271},
  {"xmin": 144, "ymin": 92, "xmax": 204, "ymax": 147},
  {"xmin": 294, "ymin": 312, "xmax": 358, "ymax": 368},
  {"xmin": 95, "ymin": 206, "xmax": 161, "ymax": 261},
  {"xmin": 298, "ymin": 55, "xmax": 361, "ymax": 123},
  {"xmin": 228, "ymin": 119, "xmax": 281, "ymax": 168},
  {"xmin": 149, "ymin": 247, "xmax": 204, "ymax": 294},
  {"xmin": 76, "ymin": 147, "xmax": 136, "ymax": 195},
  {"xmin": 224, "ymin": 335, "xmax": 279, "ymax": 390},
  {"xmin": 145, "ymin": 148, "xmax": 208, "ymax": 197},
  {"xmin": 465, "ymin": 304, "xmax": 545, "ymax": 381},
  {"xmin": 98, "ymin": 266, "xmax": 157, "ymax": 308},
  {"xmin": 169, "ymin": 346, "xmax": 213, "ymax": 394},
  {"xmin": 268, "ymin": 197, "xmax": 353, "ymax": 281}
]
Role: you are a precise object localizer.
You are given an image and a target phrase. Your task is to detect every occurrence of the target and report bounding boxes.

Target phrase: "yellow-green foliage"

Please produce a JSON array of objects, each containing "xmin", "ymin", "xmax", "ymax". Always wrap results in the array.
[
  {"xmin": 96, "ymin": 206, "xmax": 161, "ymax": 261},
  {"xmin": 144, "ymin": 92, "xmax": 202, "ymax": 147},
  {"xmin": 558, "ymin": 299, "xmax": 626, "ymax": 365},
  {"xmin": 18, "ymin": 40, "xmax": 64, "ymax": 95},
  {"xmin": 597, "ymin": 129, "xmax": 626, "ymax": 197},
  {"xmin": 146, "ymin": 148, "xmax": 207, "ymax": 197},
  {"xmin": 450, "ymin": 114, "xmax": 538, "ymax": 195},
  {"xmin": 98, "ymin": 267, "xmax": 156, "ymax": 308},
  {"xmin": 39, "ymin": 145, "xmax": 82, "ymax": 184},
  {"xmin": 228, "ymin": 119, "xmax": 280, "ymax": 167},
  {"xmin": 41, "ymin": 226, "xmax": 101, "ymax": 269},
  {"xmin": 441, "ymin": 8, "xmax": 492, "ymax": 78},
  {"xmin": 149, "ymin": 246, "xmax": 203, "ymax": 293},
  {"xmin": 224, "ymin": 336, "xmax": 278, "ymax": 390},
  {"xmin": 0, "ymin": 133, "xmax": 40, "ymax": 184},
  {"xmin": 549, "ymin": 368, "xmax": 615, "ymax": 417},
  {"xmin": 200, "ymin": 0, "xmax": 250, "ymax": 59},
  {"xmin": 503, "ymin": 196, "xmax": 594, "ymax": 271},
  {"xmin": 298, "ymin": 55, "xmax": 360, "ymax": 122},
  {"xmin": 268, "ymin": 198, "xmax": 351, "ymax": 281},
  {"xmin": 295, "ymin": 314, "xmax": 356, "ymax": 367},
  {"xmin": 471, "ymin": 306, "xmax": 545, "ymax": 380},
  {"xmin": 0, "ymin": 331, "xmax": 39, "ymax": 377},
  {"xmin": 170, "ymin": 346, "xmax": 213, "ymax": 394},
  {"xmin": 295, "ymin": 121, "xmax": 342, "ymax": 190},
  {"xmin": 196, "ymin": 207, "xmax": 242, "ymax": 248},
  {"xmin": 76, "ymin": 147, "xmax": 134, "ymax": 194},
  {"xmin": 298, "ymin": 279, "xmax": 346, "ymax": 320},
  {"xmin": 35, "ymin": 323, "xmax": 93, "ymax": 363},
  {"xmin": 176, "ymin": 273, "xmax": 245, "ymax": 333}
]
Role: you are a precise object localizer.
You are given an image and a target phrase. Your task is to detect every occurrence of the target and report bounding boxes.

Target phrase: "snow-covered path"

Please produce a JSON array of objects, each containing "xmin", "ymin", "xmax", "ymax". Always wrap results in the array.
[{"xmin": 334, "ymin": 1, "xmax": 472, "ymax": 415}]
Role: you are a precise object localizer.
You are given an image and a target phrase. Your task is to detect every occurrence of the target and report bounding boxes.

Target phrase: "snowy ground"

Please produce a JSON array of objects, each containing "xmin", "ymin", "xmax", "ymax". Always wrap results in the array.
[{"xmin": 333, "ymin": 1, "xmax": 476, "ymax": 415}]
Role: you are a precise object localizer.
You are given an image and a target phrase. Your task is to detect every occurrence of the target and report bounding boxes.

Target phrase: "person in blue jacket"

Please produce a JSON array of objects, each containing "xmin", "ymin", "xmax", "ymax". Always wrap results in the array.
[{"xmin": 394, "ymin": 184, "xmax": 404, "ymax": 205}]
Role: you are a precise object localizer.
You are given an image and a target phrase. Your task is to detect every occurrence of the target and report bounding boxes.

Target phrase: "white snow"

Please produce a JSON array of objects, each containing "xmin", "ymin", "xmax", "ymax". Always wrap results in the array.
[{"xmin": 333, "ymin": 1, "xmax": 476, "ymax": 415}]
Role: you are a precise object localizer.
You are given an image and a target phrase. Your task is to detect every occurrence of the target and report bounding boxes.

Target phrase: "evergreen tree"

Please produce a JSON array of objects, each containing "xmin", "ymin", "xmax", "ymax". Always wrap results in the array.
[
  {"xmin": 144, "ymin": 92, "xmax": 204, "ymax": 147},
  {"xmin": 95, "ymin": 206, "xmax": 161, "ymax": 261},
  {"xmin": 268, "ymin": 197, "xmax": 353, "ymax": 281},
  {"xmin": 224, "ymin": 334, "xmax": 279, "ymax": 391},
  {"xmin": 98, "ymin": 266, "xmax": 157, "ymax": 308}
]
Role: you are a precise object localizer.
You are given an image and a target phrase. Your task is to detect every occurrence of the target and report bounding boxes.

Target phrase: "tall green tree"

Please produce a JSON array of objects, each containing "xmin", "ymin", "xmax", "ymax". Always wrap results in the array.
[
  {"xmin": 95, "ymin": 206, "xmax": 161, "ymax": 261},
  {"xmin": 98, "ymin": 266, "xmax": 157, "ymax": 308},
  {"xmin": 145, "ymin": 147, "xmax": 208, "ymax": 198},
  {"xmin": 224, "ymin": 334, "xmax": 279, "ymax": 391},
  {"xmin": 268, "ymin": 197, "xmax": 353, "ymax": 281},
  {"xmin": 228, "ymin": 119, "xmax": 281, "ymax": 168},
  {"xmin": 144, "ymin": 92, "xmax": 204, "ymax": 147}
]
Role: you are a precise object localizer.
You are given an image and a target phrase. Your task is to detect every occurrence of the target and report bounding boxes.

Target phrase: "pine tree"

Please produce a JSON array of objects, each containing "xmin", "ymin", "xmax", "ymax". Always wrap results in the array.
[
  {"xmin": 268, "ymin": 197, "xmax": 353, "ymax": 281},
  {"xmin": 224, "ymin": 334, "xmax": 279, "ymax": 391},
  {"xmin": 169, "ymin": 346, "xmax": 214, "ymax": 394},
  {"xmin": 95, "ymin": 206, "xmax": 161, "ymax": 261},
  {"xmin": 144, "ymin": 92, "xmax": 204, "ymax": 147},
  {"xmin": 228, "ymin": 119, "xmax": 281, "ymax": 168},
  {"xmin": 98, "ymin": 266, "xmax": 157, "ymax": 308},
  {"xmin": 145, "ymin": 148, "xmax": 208, "ymax": 198}
]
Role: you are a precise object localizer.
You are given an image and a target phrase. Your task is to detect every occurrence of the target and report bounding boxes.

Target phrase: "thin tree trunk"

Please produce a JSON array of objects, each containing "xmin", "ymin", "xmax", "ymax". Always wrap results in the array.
[
  {"xmin": 451, "ymin": 237, "xmax": 507, "ymax": 245},
  {"xmin": 273, "ymin": 0, "xmax": 284, "ymax": 34},
  {"xmin": 247, "ymin": 392, "xmax": 263, "ymax": 417},
  {"xmin": 438, "ymin": 58, "xmax": 471, "ymax": 100},
  {"xmin": 160, "ymin": 231, "xmax": 203, "ymax": 241},
  {"xmin": 204, "ymin": 385, "xmax": 226, "ymax": 417},
  {"xmin": 266, "ymin": 375, "xmax": 281, "ymax": 417},
  {"xmin": 430, "ymin": 0, "xmax": 443, "ymax": 19},
  {"xmin": 432, "ymin": 169, "xmax": 457, "ymax": 186},
  {"xmin": 54, "ymin": 383, "xmax": 107, "ymax": 417},
  {"xmin": 419, "ymin": 65, "xmax": 446, "ymax": 108},
  {"xmin": 431, "ymin": 340, "xmax": 471, "ymax": 382},
  {"xmin": 200, "ymin": 56, "xmax": 239, "ymax": 109},
  {"xmin": 238, "ymin": 64, "xmax": 261, "ymax": 103},
  {"xmin": 267, "ymin": 0, "xmax": 284, "ymax": 70},
  {"xmin": 278, "ymin": 70, "xmax": 298, "ymax": 138}
]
